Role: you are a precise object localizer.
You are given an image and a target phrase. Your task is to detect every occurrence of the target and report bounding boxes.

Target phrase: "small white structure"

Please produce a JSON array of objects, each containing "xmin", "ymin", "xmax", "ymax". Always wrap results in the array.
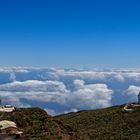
[
  {"xmin": 0, "ymin": 120, "xmax": 17, "ymax": 130},
  {"xmin": 122, "ymin": 104, "xmax": 134, "ymax": 113},
  {"xmin": 0, "ymin": 105, "xmax": 15, "ymax": 112},
  {"xmin": 0, "ymin": 98, "xmax": 15, "ymax": 112},
  {"xmin": 0, "ymin": 120, "xmax": 22, "ymax": 135}
]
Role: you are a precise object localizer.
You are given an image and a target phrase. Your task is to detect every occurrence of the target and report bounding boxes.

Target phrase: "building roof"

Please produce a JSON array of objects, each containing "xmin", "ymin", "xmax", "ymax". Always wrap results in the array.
[
  {"xmin": 0, "ymin": 105, "xmax": 15, "ymax": 112},
  {"xmin": 0, "ymin": 120, "xmax": 17, "ymax": 130}
]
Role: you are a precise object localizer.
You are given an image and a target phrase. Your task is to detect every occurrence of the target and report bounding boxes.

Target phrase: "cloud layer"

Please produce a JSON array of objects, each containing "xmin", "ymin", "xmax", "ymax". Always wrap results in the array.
[{"xmin": 0, "ymin": 67, "xmax": 140, "ymax": 115}]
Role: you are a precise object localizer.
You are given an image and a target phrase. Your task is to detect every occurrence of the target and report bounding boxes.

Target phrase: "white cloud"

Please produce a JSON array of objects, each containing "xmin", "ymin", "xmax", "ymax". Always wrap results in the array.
[
  {"xmin": 44, "ymin": 108, "xmax": 56, "ymax": 116},
  {"xmin": 54, "ymin": 69, "xmax": 140, "ymax": 82},
  {"xmin": 9, "ymin": 73, "xmax": 16, "ymax": 81},
  {"xmin": 0, "ymin": 67, "xmax": 140, "ymax": 115},
  {"xmin": 73, "ymin": 79, "xmax": 85, "ymax": 88},
  {"xmin": 64, "ymin": 108, "xmax": 78, "ymax": 114},
  {"xmin": 0, "ymin": 67, "xmax": 30, "ymax": 73},
  {"xmin": 55, "ymin": 70, "xmax": 109, "ymax": 80},
  {"xmin": 124, "ymin": 85, "xmax": 140, "ymax": 101},
  {"xmin": 0, "ymin": 91, "xmax": 67, "ymax": 106},
  {"xmin": 126, "ymin": 85, "xmax": 140, "ymax": 95},
  {"xmin": 0, "ymin": 79, "xmax": 113, "ymax": 114},
  {"xmin": 0, "ymin": 80, "xmax": 69, "ymax": 93},
  {"xmin": 112, "ymin": 73, "xmax": 125, "ymax": 82},
  {"xmin": 68, "ymin": 80, "xmax": 113, "ymax": 109}
]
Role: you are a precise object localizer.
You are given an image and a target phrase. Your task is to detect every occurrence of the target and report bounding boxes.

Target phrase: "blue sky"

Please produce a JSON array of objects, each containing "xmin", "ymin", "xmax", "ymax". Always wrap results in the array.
[{"xmin": 0, "ymin": 0, "xmax": 140, "ymax": 68}]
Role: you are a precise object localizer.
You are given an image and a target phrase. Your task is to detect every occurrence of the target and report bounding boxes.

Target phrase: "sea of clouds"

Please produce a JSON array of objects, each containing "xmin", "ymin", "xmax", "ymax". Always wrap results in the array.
[{"xmin": 0, "ymin": 67, "xmax": 140, "ymax": 115}]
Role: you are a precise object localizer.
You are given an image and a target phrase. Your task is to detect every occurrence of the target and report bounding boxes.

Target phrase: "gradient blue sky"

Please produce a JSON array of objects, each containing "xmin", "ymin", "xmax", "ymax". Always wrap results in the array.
[{"xmin": 0, "ymin": 0, "xmax": 140, "ymax": 68}]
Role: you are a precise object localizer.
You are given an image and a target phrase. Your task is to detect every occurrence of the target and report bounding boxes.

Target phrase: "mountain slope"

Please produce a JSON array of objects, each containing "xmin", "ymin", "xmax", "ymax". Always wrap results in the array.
[
  {"xmin": 0, "ymin": 108, "xmax": 79, "ymax": 140},
  {"xmin": 1, "ymin": 105, "xmax": 140, "ymax": 140},
  {"xmin": 55, "ymin": 105, "xmax": 140, "ymax": 140}
]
